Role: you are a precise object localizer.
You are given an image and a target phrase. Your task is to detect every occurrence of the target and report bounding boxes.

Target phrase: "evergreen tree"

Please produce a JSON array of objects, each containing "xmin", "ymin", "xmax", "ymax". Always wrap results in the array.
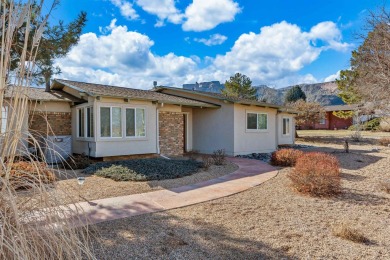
[
  {"xmin": 9, "ymin": 3, "xmax": 87, "ymax": 89},
  {"xmin": 222, "ymin": 73, "xmax": 257, "ymax": 100},
  {"xmin": 284, "ymin": 85, "xmax": 306, "ymax": 103}
]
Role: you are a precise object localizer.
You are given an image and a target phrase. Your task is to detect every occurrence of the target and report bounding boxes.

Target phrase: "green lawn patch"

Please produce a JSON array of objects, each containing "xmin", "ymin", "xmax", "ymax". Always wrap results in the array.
[{"xmin": 83, "ymin": 158, "xmax": 202, "ymax": 181}]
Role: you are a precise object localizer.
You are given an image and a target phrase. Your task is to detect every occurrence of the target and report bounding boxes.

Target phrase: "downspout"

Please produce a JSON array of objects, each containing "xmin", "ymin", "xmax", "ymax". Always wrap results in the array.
[
  {"xmin": 156, "ymin": 103, "xmax": 160, "ymax": 155},
  {"xmin": 275, "ymin": 111, "xmax": 279, "ymax": 150}
]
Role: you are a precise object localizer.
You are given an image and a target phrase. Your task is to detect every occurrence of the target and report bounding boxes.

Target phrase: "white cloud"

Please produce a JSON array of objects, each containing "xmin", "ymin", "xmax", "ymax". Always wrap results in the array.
[
  {"xmin": 194, "ymin": 34, "xmax": 228, "ymax": 46},
  {"xmin": 135, "ymin": 0, "xmax": 184, "ymax": 27},
  {"xmin": 324, "ymin": 70, "xmax": 341, "ymax": 82},
  {"xmin": 56, "ymin": 20, "xmax": 196, "ymax": 88},
  {"xmin": 213, "ymin": 21, "xmax": 350, "ymax": 84},
  {"xmin": 182, "ymin": 0, "xmax": 241, "ymax": 31},
  {"xmin": 110, "ymin": 0, "xmax": 139, "ymax": 20},
  {"xmin": 56, "ymin": 20, "xmax": 350, "ymax": 89},
  {"xmin": 308, "ymin": 21, "xmax": 352, "ymax": 51}
]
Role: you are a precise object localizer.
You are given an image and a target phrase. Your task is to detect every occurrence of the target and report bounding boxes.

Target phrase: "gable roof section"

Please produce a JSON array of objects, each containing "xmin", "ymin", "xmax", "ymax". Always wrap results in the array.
[
  {"xmin": 323, "ymin": 104, "xmax": 357, "ymax": 112},
  {"xmin": 5, "ymin": 85, "xmax": 83, "ymax": 103},
  {"xmin": 52, "ymin": 79, "xmax": 219, "ymax": 108},
  {"xmin": 154, "ymin": 86, "xmax": 282, "ymax": 109}
]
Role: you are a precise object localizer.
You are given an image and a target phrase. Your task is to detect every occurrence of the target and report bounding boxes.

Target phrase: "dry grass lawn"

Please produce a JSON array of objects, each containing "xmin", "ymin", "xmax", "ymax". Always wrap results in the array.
[{"xmin": 90, "ymin": 140, "xmax": 390, "ymax": 259}]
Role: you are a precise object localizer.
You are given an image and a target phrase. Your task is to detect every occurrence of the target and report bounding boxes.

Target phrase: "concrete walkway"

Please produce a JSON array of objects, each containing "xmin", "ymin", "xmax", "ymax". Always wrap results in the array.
[{"xmin": 66, "ymin": 157, "xmax": 278, "ymax": 226}]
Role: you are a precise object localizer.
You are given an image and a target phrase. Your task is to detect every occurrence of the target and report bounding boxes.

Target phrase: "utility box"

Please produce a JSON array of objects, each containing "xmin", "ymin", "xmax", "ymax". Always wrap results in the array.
[{"xmin": 43, "ymin": 135, "xmax": 72, "ymax": 164}]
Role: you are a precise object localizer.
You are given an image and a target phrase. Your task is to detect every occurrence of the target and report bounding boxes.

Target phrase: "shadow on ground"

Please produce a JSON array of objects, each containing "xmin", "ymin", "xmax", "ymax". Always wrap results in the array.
[{"xmin": 88, "ymin": 203, "xmax": 296, "ymax": 259}]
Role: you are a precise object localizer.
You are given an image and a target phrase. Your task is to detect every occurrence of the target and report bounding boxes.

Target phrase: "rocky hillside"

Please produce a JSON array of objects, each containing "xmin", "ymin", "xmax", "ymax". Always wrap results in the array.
[{"xmin": 183, "ymin": 81, "xmax": 343, "ymax": 106}]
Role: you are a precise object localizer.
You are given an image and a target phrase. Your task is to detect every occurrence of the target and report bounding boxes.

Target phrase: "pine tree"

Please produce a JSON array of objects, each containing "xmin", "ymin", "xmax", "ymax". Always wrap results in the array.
[
  {"xmin": 9, "ymin": 3, "xmax": 87, "ymax": 89},
  {"xmin": 222, "ymin": 73, "xmax": 257, "ymax": 100},
  {"xmin": 284, "ymin": 85, "xmax": 306, "ymax": 103}
]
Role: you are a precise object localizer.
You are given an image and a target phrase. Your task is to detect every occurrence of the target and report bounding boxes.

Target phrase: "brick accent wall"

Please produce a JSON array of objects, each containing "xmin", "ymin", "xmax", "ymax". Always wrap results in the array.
[
  {"xmin": 159, "ymin": 111, "xmax": 184, "ymax": 156},
  {"xmin": 29, "ymin": 112, "xmax": 72, "ymax": 136}
]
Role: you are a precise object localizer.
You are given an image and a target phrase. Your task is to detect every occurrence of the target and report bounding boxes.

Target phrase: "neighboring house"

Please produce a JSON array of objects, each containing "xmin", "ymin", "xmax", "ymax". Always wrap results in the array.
[
  {"xmin": 300, "ymin": 105, "xmax": 356, "ymax": 130},
  {"xmin": 3, "ymin": 79, "xmax": 297, "ymax": 160}
]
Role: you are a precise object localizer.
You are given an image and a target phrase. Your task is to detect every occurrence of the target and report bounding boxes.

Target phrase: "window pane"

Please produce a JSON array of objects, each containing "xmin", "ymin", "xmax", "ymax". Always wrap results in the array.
[
  {"xmin": 87, "ymin": 107, "xmax": 94, "ymax": 138},
  {"xmin": 247, "ymin": 113, "xmax": 257, "ymax": 129},
  {"xmin": 126, "ymin": 108, "xmax": 135, "ymax": 137},
  {"xmin": 136, "ymin": 108, "xmax": 146, "ymax": 137},
  {"xmin": 112, "ymin": 107, "xmax": 122, "ymax": 137},
  {"xmin": 100, "ymin": 107, "xmax": 111, "ymax": 137},
  {"xmin": 78, "ymin": 108, "xmax": 84, "ymax": 137},
  {"xmin": 283, "ymin": 118, "xmax": 290, "ymax": 135},
  {"xmin": 258, "ymin": 114, "xmax": 267, "ymax": 129}
]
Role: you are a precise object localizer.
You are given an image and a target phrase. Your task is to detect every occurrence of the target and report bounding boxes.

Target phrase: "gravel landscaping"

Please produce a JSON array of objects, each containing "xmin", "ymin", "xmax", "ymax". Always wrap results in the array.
[
  {"xmin": 50, "ymin": 160, "xmax": 238, "ymax": 204},
  {"xmin": 90, "ymin": 140, "xmax": 390, "ymax": 259}
]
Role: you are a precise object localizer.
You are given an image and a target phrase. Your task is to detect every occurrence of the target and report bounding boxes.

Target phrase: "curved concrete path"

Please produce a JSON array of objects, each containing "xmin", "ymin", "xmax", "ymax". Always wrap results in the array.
[{"xmin": 66, "ymin": 157, "xmax": 278, "ymax": 226}]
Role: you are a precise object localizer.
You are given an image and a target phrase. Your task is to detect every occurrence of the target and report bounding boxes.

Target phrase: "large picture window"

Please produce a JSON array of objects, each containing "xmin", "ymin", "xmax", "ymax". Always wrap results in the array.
[
  {"xmin": 283, "ymin": 118, "xmax": 290, "ymax": 135},
  {"xmin": 78, "ymin": 106, "xmax": 94, "ymax": 138},
  {"xmin": 247, "ymin": 112, "xmax": 268, "ymax": 131},
  {"xmin": 126, "ymin": 108, "xmax": 146, "ymax": 137},
  {"xmin": 100, "ymin": 107, "xmax": 122, "ymax": 138}
]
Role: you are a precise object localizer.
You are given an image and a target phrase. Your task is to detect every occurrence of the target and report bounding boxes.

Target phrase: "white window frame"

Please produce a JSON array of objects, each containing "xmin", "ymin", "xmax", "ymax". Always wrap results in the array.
[
  {"xmin": 99, "ymin": 106, "xmax": 122, "ymax": 138},
  {"xmin": 125, "ymin": 107, "xmax": 147, "ymax": 138},
  {"xmin": 282, "ymin": 117, "xmax": 291, "ymax": 136},
  {"xmin": 76, "ymin": 106, "xmax": 94, "ymax": 139},
  {"xmin": 246, "ymin": 111, "xmax": 268, "ymax": 132}
]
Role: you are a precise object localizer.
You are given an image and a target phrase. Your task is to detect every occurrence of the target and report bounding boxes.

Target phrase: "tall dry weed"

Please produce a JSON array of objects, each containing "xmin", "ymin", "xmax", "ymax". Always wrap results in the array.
[{"xmin": 0, "ymin": 1, "xmax": 94, "ymax": 259}]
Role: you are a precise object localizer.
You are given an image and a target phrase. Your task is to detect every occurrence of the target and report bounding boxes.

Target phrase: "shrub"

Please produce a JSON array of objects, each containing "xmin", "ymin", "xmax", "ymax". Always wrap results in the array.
[
  {"xmin": 201, "ymin": 155, "xmax": 213, "ymax": 170},
  {"xmin": 212, "ymin": 149, "xmax": 226, "ymax": 165},
  {"xmin": 1, "ymin": 161, "xmax": 56, "ymax": 190},
  {"xmin": 270, "ymin": 149, "xmax": 304, "ymax": 167},
  {"xmin": 332, "ymin": 223, "xmax": 369, "ymax": 244},
  {"xmin": 378, "ymin": 137, "xmax": 390, "ymax": 147},
  {"xmin": 348, "ymin": 118, "xmax": 381, "ymax": 131},
  {"xmin": 186, "ymin": 150, "xmax": 199, "ymax": 160},
  {"xmin": 86, "ymin": 158, "xmax": 202, "ymax": 181},
  {"xmin": 289, "ymin": 152, "xmax": 341, "ymax": 197},
  {"xmin": 64, "ymin": 153, "xmax": 91, "ymax": 170},
  {"xmin": 95, "ymin": 165, "xmax": 146, "ymax": 181}
]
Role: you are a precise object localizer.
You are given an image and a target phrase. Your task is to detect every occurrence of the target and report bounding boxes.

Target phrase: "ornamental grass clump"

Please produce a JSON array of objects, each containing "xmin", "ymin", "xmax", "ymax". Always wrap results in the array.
[
  {"xmin": 270, "ymin": 149, "xmax": 304, "ymax": 167},
  {"xmin": 288, "ymin": 152, "xmax": 341, "ymax": 197},
  {"xmin": 0, "ymin": 1, "xmax": 94, "ymax": 259}
]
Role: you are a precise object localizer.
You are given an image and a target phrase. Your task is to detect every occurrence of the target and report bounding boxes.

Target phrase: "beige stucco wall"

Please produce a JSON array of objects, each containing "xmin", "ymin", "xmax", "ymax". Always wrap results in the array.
[
  {"xmin": 233, "ymin": 104, "xmax": 278, "ymax": 155},
  {"xmin": 277, "ymin": 113, "xmax": 295, "ymax": 145},
  {"xmin": 159, "ymin": 89, "xmax": 234, "ymax": 155}
]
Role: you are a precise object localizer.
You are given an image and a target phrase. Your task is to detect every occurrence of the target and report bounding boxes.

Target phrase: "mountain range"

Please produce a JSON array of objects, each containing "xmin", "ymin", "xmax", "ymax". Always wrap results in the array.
[{"xmin": 183, "ymin": 81, "xmax": 343, "ymax": 106}]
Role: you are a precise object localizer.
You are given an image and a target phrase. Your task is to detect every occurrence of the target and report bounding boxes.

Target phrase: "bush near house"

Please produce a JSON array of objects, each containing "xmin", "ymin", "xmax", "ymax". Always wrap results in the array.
[
  {"xmin": 212, "ymin": 149, "xmax": 226, "ymax": 165},
  {"xmin": 86, "ymin": 158, "xmax": 202, "ymax": 181},
  {"xmin": 270, "ymin": 149, "xmax": 304, "ymax": 167},
  {"xmin": 63, "ymin": 153, "xmax": 92, "ymax": 170},
  {"xmin": 289, "ymin": 152, "xmax": 341, "ymax": 197},
  {"xmin": 1, "ymin": 161, "xmax": 56, "ymax": 190}
]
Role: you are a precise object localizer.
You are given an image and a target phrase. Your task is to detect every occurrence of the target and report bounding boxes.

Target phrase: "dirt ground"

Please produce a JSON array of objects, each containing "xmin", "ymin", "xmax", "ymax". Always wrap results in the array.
[{"xmin": 90, "ymin": 140, "xmax": 390, "ymax": 259}]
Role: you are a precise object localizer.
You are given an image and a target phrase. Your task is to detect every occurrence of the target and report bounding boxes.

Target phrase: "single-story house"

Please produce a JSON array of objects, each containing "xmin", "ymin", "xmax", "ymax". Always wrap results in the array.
[
  {"xmin": 299, "ymin": 105, "xmax": 356, "ymax": 130},
  {"xmin": 3, "ymin": 79, "xmax": 297, "ymax": 160}
]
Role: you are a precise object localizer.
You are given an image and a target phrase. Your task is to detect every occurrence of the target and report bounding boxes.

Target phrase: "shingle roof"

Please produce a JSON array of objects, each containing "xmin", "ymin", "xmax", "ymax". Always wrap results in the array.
[
  {"xmin": 323, "ymin": 104, "xmax": 357, "ymax": 112},
  {"xmin": 52, "ymin": 79, "xmax": 219, "ymax": 108},
  {"xmin": 5, "ymin": 86, "xmax": 83, "ymax": 103},
  {"xmin": 154, "ymin": 86, "xmax": 282, "ymax": 109}
]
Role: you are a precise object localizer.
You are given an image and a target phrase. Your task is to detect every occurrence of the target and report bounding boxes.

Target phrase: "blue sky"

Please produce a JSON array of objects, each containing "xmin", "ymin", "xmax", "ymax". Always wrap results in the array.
[{"xmin": 49, "ymin": 0, "xmax": 383, "ymax": 89}]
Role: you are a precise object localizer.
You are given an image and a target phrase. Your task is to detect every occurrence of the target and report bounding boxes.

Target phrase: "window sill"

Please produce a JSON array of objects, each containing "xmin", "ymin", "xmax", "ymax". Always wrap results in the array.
[
  {"xmin": 245, "ymin": 129, "xmax": 269, "ymax": 133},
  {"xmin": 97, "ymin": 137, "xmax": 148, "ymax": 142}
]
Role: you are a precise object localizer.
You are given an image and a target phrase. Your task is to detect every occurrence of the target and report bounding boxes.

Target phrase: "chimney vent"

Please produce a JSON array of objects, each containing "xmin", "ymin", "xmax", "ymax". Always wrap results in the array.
[{"xmin": 153, "ymin": 81, "xmax": 157, "ymax": 88}]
